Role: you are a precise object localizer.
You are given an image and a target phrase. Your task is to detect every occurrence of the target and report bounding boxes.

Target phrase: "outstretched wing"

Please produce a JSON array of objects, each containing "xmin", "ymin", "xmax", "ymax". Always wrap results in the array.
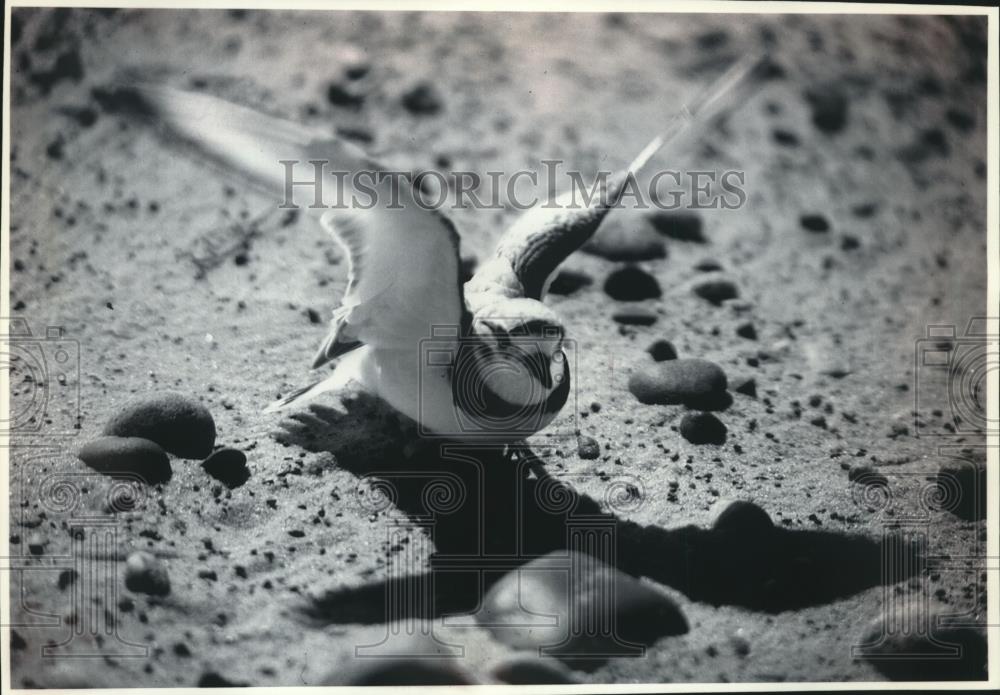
[
  {"xmin": 312, "ymin": 179, "xmax": 465, "ymax": 368},
  {"xmin": 125, "ymin": 84, "xmax": 380, "ymax": 211}
]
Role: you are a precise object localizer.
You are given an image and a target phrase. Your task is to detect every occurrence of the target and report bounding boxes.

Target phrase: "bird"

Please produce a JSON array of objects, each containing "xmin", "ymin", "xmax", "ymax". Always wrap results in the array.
[{"xmin": 126, "ymin": 54, "xmax": 762, "ymax": 446}]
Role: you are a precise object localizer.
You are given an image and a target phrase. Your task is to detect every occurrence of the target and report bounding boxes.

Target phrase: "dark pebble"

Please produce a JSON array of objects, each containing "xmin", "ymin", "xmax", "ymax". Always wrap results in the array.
[
  {"xmin": 197, "ymin": 672, "xmax": 247, "ymax": 687},
  {"xmin": 604, "ymin": 266, "xmax": 661, "ymax": 301},
  {"xmin": 800, "ymin": 214, "xmax": 830, "ymax": 233},
  {"xmin": 124, "ymin": 551, "xmax": 170, "ymax": 596},
  {"xmin": 648, "ymin": 211, "xmax": 705, "ymax": 242},
  {"xmin": 493, "ymin": 658, "xmax": 579, "ymax": 684},
  {"xmin": 327, "ymin": 81, "xmax": 364, "ymax": 108},
  {"xmin": 692, "ymin": 278, "xmax": 739, "ymax": 305},
  {"xmin": 804, "ymin": 86, "xmax": 849, "ymax": 134},
  {"xmin": 736, "ymin": 322, "xmax": 757, "ymax": 340},
  {"xmin": 628, "ymin": 358, "xmax": 727, "ymax": 406},
  {"xmin": 841, "ymin": 235, "xmax": 860, "ymax": 251},
  {"xmin": 851, "ymin": 202, "xmax": 878, "ymax": 218},
  {"xmin": 202, "ymin": 448, "xmax": 250, "ymax": 489},
  {"xmin": 547, "ymin": 269, "xmax": 593, "ymax": 296},
  {"xmin": 694, "ymin": 258, "xmax": 723, "ymax": 272},
  {"xmin": 479, "ymin": 551, "xmax": 687, "ymax": 659},
  {"xmin": 57, "ymin": 569, "xmax": 78, "ymax": 590},
  {"xmin": 577, "ymin": 436, "xmax": 600, "ymax": 460},
  {"xmin": 647, "ymin": 339, "xmax": 678, "ymax": 362},
  {"xmin": 731, "ymin": 375, "xmax": 757, "ymax": 398},
  {"xmin": 583, "ymin": 225, "xmax": 667, "ymax": 261},
  {"xmin": 612, "ymin": 309, "xmax": 658, "ymax": 326},
  {"xmin": 857, "ymin": 609, "xmax": 986, "ymax": 680},
  {"xmin": 401, "ymin": 82, "xmax": 443, "ymax": 116},
  {"xmin": 78, "ymin": 436, "xmax": 172, "ymax": 485},
  {"xmin": 772, "ymin": 129, "xmax": 800, "ymax": 147},
  {"xmin": 945, "ymin": 108, "xmax": 975, "ymax": 132},
  {"xmin": 679, "ymin": 412, "xmax": 727, "ymax": 445},
  {"xmin": 712, "ymin": 500, "xmax": 773, "ymax": 535},
  {"xmin": 104, "ymin": 392, "xmax": 216, "ymax": 459}
]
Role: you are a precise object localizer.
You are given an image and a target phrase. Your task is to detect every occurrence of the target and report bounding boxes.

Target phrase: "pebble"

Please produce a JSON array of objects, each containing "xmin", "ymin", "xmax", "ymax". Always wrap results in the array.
[
  {"xmin": 694, "ymin": 258, "xmax": 723, "ymax": 272},
  {"xmin": 124, "ymin": 551, "xmax": 170, "ymax": 596},
  {"xmin": 401, "ymin": 82, "xmax": 443, "ymax": 116},
  {"xmin": 603, "ymin": 266, "xmax": 661, "ymax": 301},
  {"xmin": 492, "ymin": 658, "xmax": 579, "ymax": 684},
  {"xmin": 323, "ymin": 658, "xmax": 476, "ymax": 685},
  {"xmin": 577, "ymin": 436, "xmax": 600, "ymax": 460},
  {"xmin": 648, "ymin": 211, "xmax": 706, "ymax": 242},
  {"xmin": 78, "ymin": 436, "xmax": 172, "ymax": 484},
  {"xmin": 326, "ymin": 81, "xmax": 365, "ymax": 108},
  {"xmin": 647, "ymin": 339, "xmax": 678, "ymax": 362},
  {"xmin": 628, "ymin": 358, "xmax": 727, "ymax": 406},
  {"xmin": 857, "ymin": 607, "xmax": 986, "ymax": 680},
  {"xmin": 692, "ymin": 278, "xmax": 739, "ymax": 305},
  {"xmin": 547, "ymin": 269, "xmax": 593, "ymax": 296},
  {"xmin": 800, "ymin": 214, "xmax": 830, "ymax": 233},
  {"xmin": 712, "ymin": 500, "xmax": 773, "ymax": 535},
  {"xmin": 730, "ymin": 375, "xmax": 757, "ymax": 398},
  {"xmin": 735, "ymin": 322, "xmax": 757, "ymax": 340},
  {"xmin": 679, "ymin": 412, "xmax": 727, "ymax": 445},
  {"xmin": 804, "ymin": 86, "xmax": 849, "ymax": 134},
  {"xmin": 104, "ymin": 393, "xmax": 216, "ymax": 458},
  {"xmin": 583, "ymin": 225, "xmax": 666, "ymax": 261},
  {"xmin": 202, "ymin": 448, "xmax": 250, "ymax": 489},
  {"xmin": 612, "ymin": 309, "xmax": 658, "ymax": 326},
  {"xmin": 479, "ymin": 551, "xmax": 687, "ymax": 657},
  {"xmin": 197, "ymin": 672, "xmax": 247, "ymax": 687}
]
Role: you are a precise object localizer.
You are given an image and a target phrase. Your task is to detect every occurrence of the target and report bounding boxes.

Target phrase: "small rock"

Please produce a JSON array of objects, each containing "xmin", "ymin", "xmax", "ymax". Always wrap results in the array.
[
  {"xmin": 857, "ymin": 607, "xmax": 986, "ymax": 680},
  {"xmin": 197, "ymin": 672, "xmax": 248, "ymax": 687},
  {"xmin": 479, "ymin": 551, "xmax": 687, "ymax": 661},
  {"xmin": 804, "ymin": 86, "xmax": 849, "ymax": 134},
  {"xmin": 841, "ymin": 235, "xmax": 860, "ymax": 250},
  {"xmin": 492, "ymin": 658, "xmax": 579, "ymax": 684},
  {"xmin": 124, "ymin": 551, "xmax": 170, "ymax": 596},
  {"xmin": 731, "ymin": 375, "xmax": 757, "ymax": 398},
  {"xmin": 401, "ymin": 82, "xmax": 443, "ymax": 116},
  {"xmin": 629, "ymin": 359, "xmax": 727, "ymax": 406},
  {"xmin": 679, "ymin": 412, "xmax": 727, "ymax": 445},
  {"xmin": 202, "ymin": 448, "xmax": 250, "ymax": 489},
  {"xmin": 800, "ymin": 214, "xmax": 830, "ymax": 233},
  {"xmin": 57, "ymin": 569, "xmax": 78, "ymax": 590},
  {"xmin": 104, "ymin": 393, "xmax": 216, "ymax": 458},
  {"xmin": 735, "ymin": 322, "xmax": 757, "ymax": 340},
  {"xmin": 712, "ymin": 500, "xmax": 773, "ymax": 535},
  {"xmin": 78, "ymin": 436, "xmax": 172, "ymax": 485},
  {"xmin": 692, "ymin": 278, "xmax": 739, "ymax": 305},
  {"xmin": 577, "ymin": 436, "xmax": 600, "ymax": 460},
  {"xmin": 583, "ymin": 225, "xmax": 666, "ymax": 261},
  {"xmin": 326, "ymin": 81, "xmax": 364, "ymax": 108},
  {"xmin": 647, "ymin": 339, "xmax": 678, "ymax": 362},
  {"xmin": 27, "ymin": 534, "xmax": 46, "ymax": 556},
  {"xmin": 603, "ymin": 266, "xmax": 661, "ymax": 301},
  {"xmin": 612, "ymin": 309, "xmax": 658, "ymax": 326},
  {"xmin": 694, "ymin": 258, "xmax": 723, "ymax": 272},
  {"xmin": 547, "ymin": 269, "xmax": 593, "ymax": 296},
  {"xmin": 648, "ymin": 211, "xmax": 705, "ymax": 242},
  {"xmin": 729, "ymin": 631, "xmax": 751, "ymax": 657}
]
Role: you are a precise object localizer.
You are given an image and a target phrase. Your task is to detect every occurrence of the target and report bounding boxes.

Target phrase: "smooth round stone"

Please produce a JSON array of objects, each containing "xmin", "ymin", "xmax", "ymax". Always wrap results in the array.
[
  {"xmin": 124, "ymin": 551, "xmax": 170, "ymax": 596},
  {"xmin": 692, "ymin": 278, "xmax": 739, "ymax": 305},
  {"xmin": 583, "ymin": 225, "xmax": 666, "ymax": 262},
  {"xmin": 679, "ymin": 412, "xmax": 727, "ymax": 445},
  {"xmin": 857, "ymin": 608, "xmax": 986, "ymax": 680},
  {"xmin": 603, "ymin": 266, "xmax": 662, "ymax": 301},
  {"xmin": 647, "ymin": 339, "xmax": 678, "ymax": 362},
  {"xmin": 577, "ymin": 435, "xmax": 600, "ymax": 460},
  {"xmin": 712, "ymin": 500, "xmax": 773, "ymax": 535},
  {"xmin": 202, "ymin": 448, "xmax": 250, "ymax": 489},
  {"xmin": 78, "ymin": 436, "xmax": 171, "ymax": 484},
  {"xmin": 479, "ymin": 551, "xmax": 687, "ymax": 657},
  {"xmin": 401, "ymin": 82, "xmax": 443, "ymax": 116},
  {"xmin": 104, "ymin": 393, "xmax": 216, "ymax": 459},
  {"xmin": 323, "ymin": 658, "xmax": 476, "ymax": 686},
  {"xmin": 648, "ymin": 211, "xmax": 705, "ymax": 242},
  {"xmin": 800, "ymin": 214, "xmax": 830, "ymax": 233},
  {"xmin": 628, "ymin": 358, "xmax": 727, "ymax": 405},
  {"xmin": 492, "ymin": 657, "xmax": 579, "ymax": 684},
  {"xmin": 804, "ymin": 86, "xmax": 848, "ymax": 134}
]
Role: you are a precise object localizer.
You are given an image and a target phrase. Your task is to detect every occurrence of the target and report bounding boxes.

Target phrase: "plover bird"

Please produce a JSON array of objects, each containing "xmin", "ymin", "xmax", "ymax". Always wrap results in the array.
[{"xmin": 130, "ymin": 54, "xmax": 760, "ymax": 444}]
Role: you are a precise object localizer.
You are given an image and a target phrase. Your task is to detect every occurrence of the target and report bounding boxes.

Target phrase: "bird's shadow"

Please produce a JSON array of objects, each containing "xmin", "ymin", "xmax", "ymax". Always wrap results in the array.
[{"xmin": 275, "ymin": 396, "xmax": 917, "ymax": 626}]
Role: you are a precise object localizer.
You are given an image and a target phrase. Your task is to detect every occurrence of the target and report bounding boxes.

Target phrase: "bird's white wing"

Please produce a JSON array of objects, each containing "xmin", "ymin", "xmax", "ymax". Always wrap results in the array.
[
  {"xmin": 312, "ymin": 179, "xmax": 465, "ymax": 367},
  {"xmin": 129, "ymin": 85, "xmax": 379, "ymax": 212}
]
